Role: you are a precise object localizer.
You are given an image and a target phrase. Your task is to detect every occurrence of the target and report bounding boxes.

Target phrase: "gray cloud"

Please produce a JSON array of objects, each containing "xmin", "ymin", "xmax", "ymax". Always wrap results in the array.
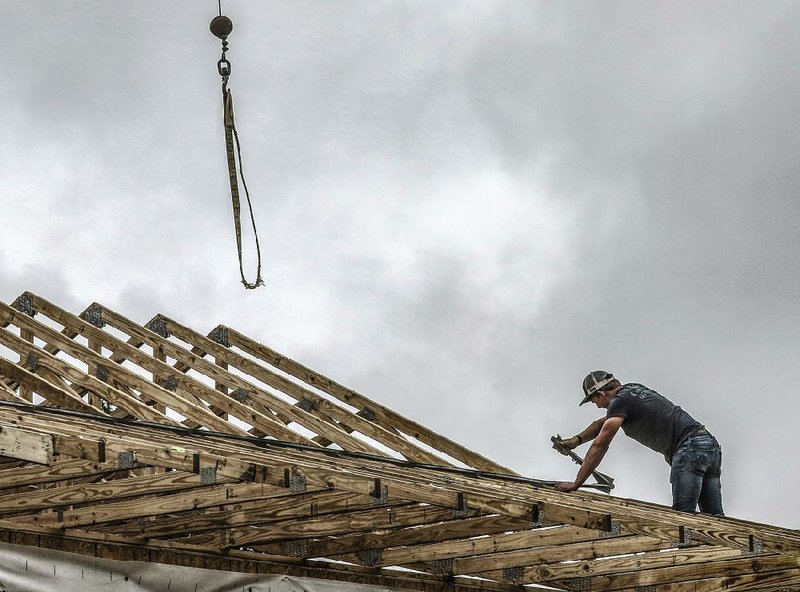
[{"xmin": 2, "ymin": 1, "xmax": 798, "ymax": 527}]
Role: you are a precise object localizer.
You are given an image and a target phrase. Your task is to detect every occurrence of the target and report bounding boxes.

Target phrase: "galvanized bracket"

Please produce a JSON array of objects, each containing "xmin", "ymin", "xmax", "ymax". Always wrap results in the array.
[
  {"xmin": 453, "ymin": 492, "xmax": 469, "ymax": 518},
  {"xmin": 290, "ymin": 473, "xmax": 307, "ymax": 493},
  {"xmin": 286, "ymin": 539, "xmax": 308, "ymax": 557},
  {"xmin": 356, "ymin": 548, "xmax": 383, "ymax": 567},
  {"xmin": 531, "ymin": 503, "xmax": 545, "ymax": 528},
  {"xmin": 25, "ymin": 352, "xmax": 39, "ymax": 372},
  {"xmin": 502, "ymin": 567, "xmax": 524, "ymax": 583},
  {"xmin": 145, "ymin": 315, "xmax": 170, "ymax": 338},
  {"xmin": 567, "ymin": 577, "xmax": 592, "ymax": 591},
  {"xmin": 118, "ymin": 451, "xmax": 136, "ymax": 470},
  {"xmin": 600, "ymin": 520, "xmax": 621, "ymax": 538},
  {"xmin": 81, "ymin": 305, "xmax": 106, "ymax": 328},
  {"xmin": 297, "ymin": 397, "xmax": 315, "ymax": 412},
  {"xmin": 208, "ymin": 326, "xmax": 230, "ymax": 348},
  {"xmin": 12, "ymin": 293, "xmax": 36, "ymax": 317},
  {"xmin": 56, "ymin": 509, "xmax": 64, "ymax": 523},
  {"xmin": 431, "ymin": 558, "xmax": 454, "ymax": 575},
  {"xmin": 199, "ymin": 466, "xmax": 217, "ymax": 485},
  {"xmin": 678, "ymin": 526, "xmax": 693, "ymax": 547},
  {"xmin": 636, "ymin": 586, "xmax": 656, "ymax": 592},
  {"xmin": 163, "ymin": 375, "xmax": 179, "ymax": 392},
  {"xmin": 357, "ymin": 407, "xmax": 375, "ymax": 421},
  {"xmin": 372, "ymin": 478, "xmax": 389, "ymax": 506},
  {"xmin": 96, "ymin": 365, "xmax": 109, "ymax": 383},
  {"xmin": 742, "ymin": 535, "xmax": 764, "ymax": 556}
]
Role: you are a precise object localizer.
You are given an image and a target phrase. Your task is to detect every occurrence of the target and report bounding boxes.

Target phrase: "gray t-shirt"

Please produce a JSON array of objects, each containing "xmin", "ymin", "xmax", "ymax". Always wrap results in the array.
[{"xmin": 606, "ymin": 383, "xmax": 702, "ymax": 464}]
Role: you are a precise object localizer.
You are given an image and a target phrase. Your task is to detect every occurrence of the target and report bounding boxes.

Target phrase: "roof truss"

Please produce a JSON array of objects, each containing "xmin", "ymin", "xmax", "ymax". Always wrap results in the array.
[{"xmin": 0, "ymin": 291, "xmax": 797, "ymax": 591}]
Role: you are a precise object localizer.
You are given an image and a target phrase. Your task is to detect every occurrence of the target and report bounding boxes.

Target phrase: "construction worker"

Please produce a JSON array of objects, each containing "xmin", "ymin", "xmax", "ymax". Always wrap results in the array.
[{"xmin": 553, "ymin": 371, "xmax": 723, "ymax": 514}]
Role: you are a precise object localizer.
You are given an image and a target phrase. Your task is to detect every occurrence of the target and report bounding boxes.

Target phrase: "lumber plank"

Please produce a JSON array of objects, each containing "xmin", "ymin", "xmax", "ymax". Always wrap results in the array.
[
  {"xmin": 144, "ymin": 312, "xmax": 448, "ymax": 465},
  {"xmin": 91, "ymin": 304, "xmax": 392, "ymax": 456},
  {"xmin": 0, "ymin": 469, "xmax": 235, "ymax": 515},
  {"xmin": 223, "ymin": 324, "xmax": 516, "ymax": 473},
  {"xmin": 0, "ymin": 425, "xmax": 53, "ymax": 465},
  {"xmin": 0, "ymin": 303, "xmax": 241, "ymax": 434}
]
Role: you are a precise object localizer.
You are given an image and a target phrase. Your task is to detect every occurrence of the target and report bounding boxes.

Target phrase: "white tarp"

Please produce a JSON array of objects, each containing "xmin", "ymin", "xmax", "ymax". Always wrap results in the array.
[{"xmin": 0, "ymin": 542, "xmax": 397, "ymax": 592}]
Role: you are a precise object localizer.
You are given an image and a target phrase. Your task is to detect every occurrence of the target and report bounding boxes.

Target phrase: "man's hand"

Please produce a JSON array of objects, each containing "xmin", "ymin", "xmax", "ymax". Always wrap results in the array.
[
  {"xmin": 555, "ymin": 481, "xmax": 579, "ymax": 492},
  {"xmin": 552, "ymin": 434, "xmax": 581, "ymax": 450}
]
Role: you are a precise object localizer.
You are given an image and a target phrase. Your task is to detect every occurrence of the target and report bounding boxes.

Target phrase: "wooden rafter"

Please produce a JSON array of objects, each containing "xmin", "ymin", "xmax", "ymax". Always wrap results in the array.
[{"xmin": 0, "ymin": 291, "xmax": 796, "ymax": 592}]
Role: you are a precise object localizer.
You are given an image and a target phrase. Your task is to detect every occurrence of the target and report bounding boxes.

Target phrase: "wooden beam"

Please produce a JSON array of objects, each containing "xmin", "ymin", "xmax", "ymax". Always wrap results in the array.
[
  {"xmin": 222, "ymin": 325, "xmax": 516, "ymax": 474},
  {"xmin": 552, "ymin": 553, "xmax": 800, "ymax": 591},
  {"xmin": 97, "ymin": 305, "xmax": 435, "ymax": 462},
  {"xmin": 0, "ymin": 425, "xmax": 53, "ymax": 465}
]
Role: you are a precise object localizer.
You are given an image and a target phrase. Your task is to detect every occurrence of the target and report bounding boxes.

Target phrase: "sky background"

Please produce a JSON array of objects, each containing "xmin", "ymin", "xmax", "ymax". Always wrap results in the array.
[{"xmin": 2, "ymin": 1, "xmax": 799, "ymax": 528}]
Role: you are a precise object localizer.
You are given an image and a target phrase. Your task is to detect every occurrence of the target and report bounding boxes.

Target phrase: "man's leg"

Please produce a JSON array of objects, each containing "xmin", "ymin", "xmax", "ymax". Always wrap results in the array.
[
  {"xmin": 670, "ymin": 442, "xmax": 704, "ymax": 512},
  {"xmin": 698, "ymin": 443, "xmax": 723, "ymax": 515}
]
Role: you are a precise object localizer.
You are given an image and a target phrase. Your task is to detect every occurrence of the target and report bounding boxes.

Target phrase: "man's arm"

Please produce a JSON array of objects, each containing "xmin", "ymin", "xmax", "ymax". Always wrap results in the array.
[
  {"xmin": 555, "ymin": 416, "xmax": 623, "ymax": 492},
  {"xmin": 555, "ymin": 417, "xmax": 608, "ymax": 449}
]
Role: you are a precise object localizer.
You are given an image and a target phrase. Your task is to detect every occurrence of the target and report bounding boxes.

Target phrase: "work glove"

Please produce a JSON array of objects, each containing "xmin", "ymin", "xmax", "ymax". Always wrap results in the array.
[{"xmin": 551, "ymin": 434, "xmax": 581, "ymax": 450}]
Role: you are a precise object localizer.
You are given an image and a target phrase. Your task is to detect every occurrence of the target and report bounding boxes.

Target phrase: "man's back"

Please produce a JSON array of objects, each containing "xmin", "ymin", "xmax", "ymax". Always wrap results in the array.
[{"xmin": 607, "ymin": 383, "xmax": 702, "ymax": 463}]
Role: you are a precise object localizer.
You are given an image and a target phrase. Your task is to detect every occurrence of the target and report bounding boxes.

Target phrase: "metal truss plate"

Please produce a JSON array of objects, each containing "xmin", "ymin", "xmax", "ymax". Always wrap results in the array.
[
  {"xmin": 199, "ymin": 466, "xmax": 217, "ymax": 485},
  {"xmin": 356, "ymin": 548, "xmax": 383, "ymax": 567},
  {"xmin": 636, "ymin": 586, "xmax": 656, "ymax": 592},
  {"xmin": 742, "ymin": 536, "xmax": 764, "ymax": 556},
  {"xmin": 502, "ymin": 566, "xmax": 524, "ymax": 583},
  {"xmin": 25, "ymin": 352, "xmax": 39, "ymax": 371},
  {"xmin": 233, "ymin": 388, "xmax": 249, "ymax": 403},
  {"xmin": 453, "ymin": 494, "xmax": 469, "ymax": 518},
  {"xmin": 600, "ymin": 520, "xmax": 621, "ymax": 537},
  {"xmin": 145, "ymin": 315, "xmax": 170, "ymax": 338},
  {"xmin": 357, "ymin": 407, "xmax": 375, "ymax": 421},
  {"xmin": 286, "ymin": 539, "xmax": 308, "ymax": 557},
  {"xmin": 678, "ymin": 526, "xmax": 692, "ymax": 547},
  {"xmin": 297, "ymin": 397, "xmax": 315, "ymax": 412},
  {"xmin": 208, "ymin": 326, "xmax": 230, "ymax": 348},
  {"xmin": 531, "ymin": 504, "xmax": 545, "ymax": 528},
  {"xmin": 431, "ymin": 558, "xmax": 454, "ymax": 575},
  {"xmin": 80, "ymin": 304, "xmax": 106, "ymax": 328},
  {"xmin": 290, "ymin": 473, "xmax": 307, "ymax": 493},
  {"xmin": 96, "ymin": 365, "xmax": 109, "ymax": 382},
  {"xmin": 163, "ymin": 375, "xmax": 179, "ymax": 391},
  {"xmin": 567, "ymin": 577, "xmax": 592, "ymax": 591},
  {"xmin": 12, "ymin": 293, "xmax": 36, "ymax": 317},
  {"xmin": 118, "ymin": 451, "xmax": 136, "ymax": 470}
]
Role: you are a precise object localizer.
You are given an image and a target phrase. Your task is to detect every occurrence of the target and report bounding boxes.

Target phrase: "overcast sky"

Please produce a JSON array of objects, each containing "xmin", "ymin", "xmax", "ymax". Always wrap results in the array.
[{"xmin": 2, "ymin": 1, "xmax": 799, "ymax": 528}]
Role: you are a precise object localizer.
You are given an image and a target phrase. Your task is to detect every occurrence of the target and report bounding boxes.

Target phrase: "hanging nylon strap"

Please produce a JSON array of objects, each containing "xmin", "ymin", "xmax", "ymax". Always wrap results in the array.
[
  {"xmin": 222, "ymin": 80, "xmax": 264, "ymax": 289},
  {"xmin": 214, "ymin": 16, "xmax": 264, "ymax": 289}
]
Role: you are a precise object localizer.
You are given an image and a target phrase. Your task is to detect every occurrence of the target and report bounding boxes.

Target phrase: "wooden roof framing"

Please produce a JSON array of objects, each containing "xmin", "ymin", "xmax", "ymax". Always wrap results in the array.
[{"xmin": 0, "ymin": 290, "xmax": 797, "ymax": 591}]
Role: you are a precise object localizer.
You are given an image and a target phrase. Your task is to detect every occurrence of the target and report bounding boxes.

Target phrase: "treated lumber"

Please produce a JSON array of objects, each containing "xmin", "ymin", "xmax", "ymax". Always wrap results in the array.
[
  {"xmin": 0, "ymin": 457, "xmax": 117, "ymax": 490},
  {"xmin": 562, "ymin": 553, "xmax": 800, "ymax": 591},
  {"xmin": 142, "ymin": 312, "xmax": 447, "ymax": 465},
  {"xmin": 0, "ymin": 425, "xmax": 53, "ymax": 465},
  {"xmin": 0, "ymin": 357, "xmax": 101, "ymax": 414},
  {"xmin": 96, "ymin": 490, "xmax": 392, "ymax": 538},
  {"xmin": 413, "ymin": 534, "xmax": 684, "ymax": 576},
  {"xmin": 355, "ymin": 525, "xmax": 623, "ymax": 566},
  {"xmin": 258, "ymin": 513, "xmax": 535, "ymax": 558},
  {"xmin": 13, "ymin": 296, "xmax": 303, "ymax": 442},
  {"xmin": 210, "ymin": 503, "xmax": 475, "ymax": 549},
  {"xmin": 89, "ymin": 304, "xmax": 396, "ymax": 457},
  {"xmin": 0, "ymin": 469, "xmax": 235, "ymax": 515},
  {"xmin": 0, "ymin": 307, "xmax": 233, "ymax": 433},
  {"xmin": 221, "ymin": 324, "xmax": 515, "ymax": 473},
  {"xmin": 0, "ymin": 327, "xmax": 168, "ymax": 423}
]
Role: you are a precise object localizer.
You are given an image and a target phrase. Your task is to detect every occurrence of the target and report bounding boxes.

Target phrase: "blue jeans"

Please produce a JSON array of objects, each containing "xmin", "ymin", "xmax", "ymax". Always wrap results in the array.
[{"xmin": 670, "ymin": 434, "xmax": 723, "ymax": 515}]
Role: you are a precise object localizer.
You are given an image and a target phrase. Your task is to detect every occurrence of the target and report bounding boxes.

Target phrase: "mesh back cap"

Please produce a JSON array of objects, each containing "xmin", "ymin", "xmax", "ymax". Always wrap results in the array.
[{"xmin": 580, "ymin": 370, "xmax": 615, "ymax": 405}]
